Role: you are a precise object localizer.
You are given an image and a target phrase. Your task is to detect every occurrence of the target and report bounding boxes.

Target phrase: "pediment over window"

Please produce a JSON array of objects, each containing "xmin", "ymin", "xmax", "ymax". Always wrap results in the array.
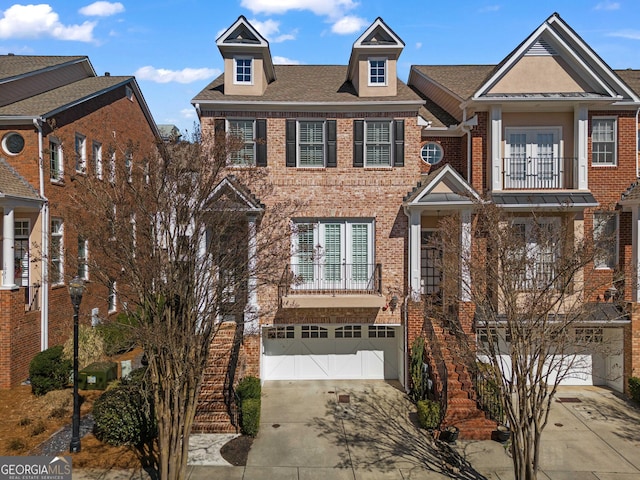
[
  {"xmin": 473, "ymin": 13, "xmax": 640, "ymax": 103},
  {"xmin": 403, "ymin": 164, "xmax": 481, "ymax": 210},
  {"xmin": 208, "ymin": 175, "xmax": 264, "ymax": 213}
]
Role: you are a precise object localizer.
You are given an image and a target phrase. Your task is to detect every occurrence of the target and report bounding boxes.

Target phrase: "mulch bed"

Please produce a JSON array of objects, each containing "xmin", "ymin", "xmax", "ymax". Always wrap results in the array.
[{"xmin": 220, "ymin": 435, "xmax": 254, "ymax": 466}]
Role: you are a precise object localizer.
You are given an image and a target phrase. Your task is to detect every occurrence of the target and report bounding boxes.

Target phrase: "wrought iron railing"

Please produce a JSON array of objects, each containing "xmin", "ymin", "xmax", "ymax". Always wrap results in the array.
[
  {"xmin": 502, "ymin": 157, "xmax": 576, "ymax": 189},
  {"xmin": 474, "ymin": 368, "xmax": 505, "ymax": 425},
  {"xmin": 24, "ymin": 284, "xmax": 40, "ymax": 311},
  {"xmin": 278, "ymin": 263, "xmax": 382, "ymax": 305}
]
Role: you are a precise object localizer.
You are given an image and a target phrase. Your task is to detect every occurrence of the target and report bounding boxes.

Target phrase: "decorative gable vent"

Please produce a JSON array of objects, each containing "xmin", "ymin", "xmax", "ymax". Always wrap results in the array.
[
  {"xmin": 224, "ymin": 25, "xmax": 260, "ymax": 44},
  {"xmin": 362, "ymin": 26, "xmax": 397, "ymax": 45},
  {"xmin": 525, "ymin": 37, "xmax": 557, "ymax": 56}
]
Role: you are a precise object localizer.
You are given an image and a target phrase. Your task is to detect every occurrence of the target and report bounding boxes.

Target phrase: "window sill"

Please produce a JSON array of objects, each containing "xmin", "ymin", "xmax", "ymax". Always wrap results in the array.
[
  {"xmin": 591, "ymin": 164, "xmax": 617, "ymax": 168},
  {"xmin": 364, "ymin": 166, "xmax": 393, "ymax": 171},
  {"xmin": 50, "ymin": 178, "xmax": 65, "ymax": 186},
  {"xmin": 51, "ymin": 283, "xmax": 66, "ymax": 289},
  {"xmin": 296, "ymin": 167, "xmax": 327, "ymax": 171}
]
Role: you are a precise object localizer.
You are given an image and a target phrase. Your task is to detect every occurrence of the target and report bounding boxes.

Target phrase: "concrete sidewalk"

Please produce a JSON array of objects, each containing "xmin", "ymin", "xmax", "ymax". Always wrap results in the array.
[{"xmin": 74, "ymin": 383, "xmax": 640, "ymax": 480}]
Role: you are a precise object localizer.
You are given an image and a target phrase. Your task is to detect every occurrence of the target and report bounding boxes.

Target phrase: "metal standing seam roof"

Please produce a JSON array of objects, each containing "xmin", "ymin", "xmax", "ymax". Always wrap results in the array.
[
  {"xmin": 491, "ymin": 192, "xmax": 598, "ymax": 207},
  {"xmin": 0, "ymin": 55, "xmax": 88, "ymax": 82},
  {"xmin": 193, "ymin": 65, "xmax": 423, "ymax": 105},
  {"xmin": 0, "ymin": 157, "xmax": 42, "ymax": 201},
  {"xmin": 0, "ymin": 76, "xmax": 134, "ymax": 117}
]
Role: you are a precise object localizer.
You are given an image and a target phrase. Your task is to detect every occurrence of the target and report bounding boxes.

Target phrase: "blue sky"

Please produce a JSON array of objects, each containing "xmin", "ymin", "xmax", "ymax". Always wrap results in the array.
[{"xmin": 1, "ymin": 1, "xmax": 639, "ymax": 136}]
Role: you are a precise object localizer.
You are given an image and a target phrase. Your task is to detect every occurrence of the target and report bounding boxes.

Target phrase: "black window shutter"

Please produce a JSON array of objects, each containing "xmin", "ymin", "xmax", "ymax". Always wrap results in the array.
[
  {"xmin": 286, "ymin": 120, "xmax": 296, "ymax": 167},
  {"xmin": 353, "ymin": 120, "xmax": 364, "ymax": 167},
  {"xmin": 394, "ymin": 120, "xmax": 404, "ymax": 167},
  {"xmin": 214, "ymin": 119, "xmax": 226, "ymax": 135},
  {"xmin": 326, "ymin": 120, "xmax": 337, "ymax": 168},
  {"xmin": 256, "ymin": 119, "xmax": 267, "ymax": 166}
]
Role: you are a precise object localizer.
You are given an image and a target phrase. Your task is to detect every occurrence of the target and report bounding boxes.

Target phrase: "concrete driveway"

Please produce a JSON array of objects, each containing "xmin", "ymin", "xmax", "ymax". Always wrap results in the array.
[{"xmin": 242, "ymin": 380, "xmax": 476, "ymax": 480}]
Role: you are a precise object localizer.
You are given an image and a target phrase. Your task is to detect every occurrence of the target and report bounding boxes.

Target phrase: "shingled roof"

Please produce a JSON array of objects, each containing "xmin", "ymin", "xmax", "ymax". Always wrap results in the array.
[
  {"xmin": 0, "ymin": 157, "xmax": 43, "ymax": 201},
  {"xmin": 615, "ymin": 69, "xmax": 640, "ymax": 97},
  {"xmin": 0, "ymin": 55, "xmax": 89, "ymax": 82},
  {"xmin": 411, "ymin": 65, "xmax": 497, "ymax": 100},
  {"xmin": 193, "ymin": 65, "xmax": 423, "ymax": 105}
]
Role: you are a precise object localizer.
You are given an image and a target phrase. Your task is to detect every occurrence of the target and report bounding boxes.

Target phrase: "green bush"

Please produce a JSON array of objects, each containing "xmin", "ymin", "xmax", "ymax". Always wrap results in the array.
[
  {"xmin": 236, "ymin": 376, "xmax": 261, "ymax": 401},
  {"xmin": 629, "ymin": 377, "xmax": 640, "ymax": 403},
  {"xmin": 240, "ymin": 398, "xmax": 260, "ymax": 437},
  {"xmin": 410, "ymin": 337, "xmax": 426, "ymax": 402},
  {"xmin": 29, "ymin": 346, "xmax": 72, "ymax": 396},
  {"xmin": 62, "ymin": 325, "xmax": 106, "ymax": 370},
  {"xmin": 93, "ymin": 380, "xmax": 156, "ymax": 447},
  {"xmin": 417, "ymin": 399, "xmax": 441, "ymax": 429},
  {"xmin": 96, "ymin": 313, "xmax": 139, "ymax": 356}
]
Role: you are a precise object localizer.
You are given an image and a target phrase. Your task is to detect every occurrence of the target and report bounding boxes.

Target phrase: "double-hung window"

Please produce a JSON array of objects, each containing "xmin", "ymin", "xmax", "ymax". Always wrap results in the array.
[
  {"xmin": 125, "ymin": 150, "xmax": 133, "ymax": 183},
  {"xmin": 292, "ymin": 219, "xmax": 374, "ymax": 290},
  {"xmin": 78, "ymin": 236, "xmax": 88, "ymax": 280},
  {"xmin": 365, "ymin": 121, "xmax": 392, "ymax": 166},
  {"xmin": 234, "ymin": 57, "xmax": 252, "ymax": 84},
  {"xmin": 51, "ymin": 218, "xmax": 64, "ymax": 285},
  {"xmin": 92, "ymin": 141, "xmax": 103, "ymax": 179},
  {"xmin": 369, "ymin": 58, "xmax": 386, "ymax": 85},
  {"xmin": 108, "ymin": 279, "xmax": 117, "ymax": 313},
  {"xmin": 49, "ymin": 139, "xmax": 63, "ymax": 181},
  {"xmin": 592, "ymin": 117, "xmax": 617, "ymax": 166},
  {"xmin": 593, "ymin": 211, "xmax": 617, "ymax": 269},
  {"xmin": 508, "ymin": 218, "xmax": 559, "ymax": 290},
  {"xmin": 228, "ymin": 120, "xmax": 256, "ymax": 166},
  {"xmin": 286, "ymin": 119, "xmax": 337, "ymax": 168},
  {"xmin": 75, "ymin": 134, "xmax": 86, "ymax": 173}
]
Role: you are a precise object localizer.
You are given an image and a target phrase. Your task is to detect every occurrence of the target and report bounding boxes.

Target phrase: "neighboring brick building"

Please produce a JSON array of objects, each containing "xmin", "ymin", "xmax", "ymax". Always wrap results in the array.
[
  {"xmin": 190, "ymin": 14, "xmax": 640, "ymax": 437},
  {"xmin": 0, "ymin": 55, "xmax": 158, "ymax": 388}
]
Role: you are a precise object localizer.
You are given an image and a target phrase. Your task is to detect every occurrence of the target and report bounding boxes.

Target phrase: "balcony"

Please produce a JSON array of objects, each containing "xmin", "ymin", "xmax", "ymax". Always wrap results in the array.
[
  {"xmin": 502, "ymin": 157, "xmax": 577, "ymax": 190},
  {"xmin": 278, "ymin": 262, "xmax": 384, "ymax": 309}
]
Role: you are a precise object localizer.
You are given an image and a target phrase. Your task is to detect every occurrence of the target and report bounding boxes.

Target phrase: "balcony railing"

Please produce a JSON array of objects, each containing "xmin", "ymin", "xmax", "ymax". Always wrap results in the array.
[
  {"xmin": 503, "ymin": 157, "xmax": 577, "ymax": 189},
  {"xmin": 278, "ymin": 262, "xmax": 382, "ymax": 302},
  {"xmin": 24, "ymin": 284, "xmax": 40, "ymax": 311}
]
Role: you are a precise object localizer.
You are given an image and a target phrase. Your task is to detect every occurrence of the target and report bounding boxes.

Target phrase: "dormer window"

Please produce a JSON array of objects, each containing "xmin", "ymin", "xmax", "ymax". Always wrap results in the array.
[
  {"xmin": 369, "ymin": 58, "xmax": 387, "ymax": 85},
  {"xmin": 234, "ymin": 57, "xmax": 253, "ymax": 84}
]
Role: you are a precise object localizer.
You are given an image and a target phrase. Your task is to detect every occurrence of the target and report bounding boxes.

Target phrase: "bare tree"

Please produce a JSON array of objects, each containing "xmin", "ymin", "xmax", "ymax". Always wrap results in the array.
[
  {"xmin": 434, "ymin": 203, "xmax": 624, "ymax": 480},
  {"xmin": 68, "ymin": 128, "xmax": 296, "ymax": 479}
]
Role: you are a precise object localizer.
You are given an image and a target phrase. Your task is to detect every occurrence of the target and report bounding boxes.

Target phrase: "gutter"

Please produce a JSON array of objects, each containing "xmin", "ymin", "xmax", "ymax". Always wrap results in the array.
[{"xmin": 33, "ymin": 118, "xmax": 49, "ymax": 350}]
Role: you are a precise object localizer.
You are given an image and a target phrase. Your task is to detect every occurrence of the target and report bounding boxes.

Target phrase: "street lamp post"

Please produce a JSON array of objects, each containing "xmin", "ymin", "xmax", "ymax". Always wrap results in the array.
[{"xmin": 69, "ymin": 276, "xmax": 85, "ymax": 453}]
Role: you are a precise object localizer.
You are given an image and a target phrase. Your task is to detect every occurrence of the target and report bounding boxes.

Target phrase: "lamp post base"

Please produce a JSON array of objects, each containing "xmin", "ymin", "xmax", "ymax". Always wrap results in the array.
[{"xmin": 70, "ymin": 438, "xmax": 81, "ymax": 453}]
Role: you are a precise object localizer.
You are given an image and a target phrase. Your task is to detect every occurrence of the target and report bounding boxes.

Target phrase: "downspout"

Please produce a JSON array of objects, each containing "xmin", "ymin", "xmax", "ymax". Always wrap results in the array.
[
  {"xmin": 33, "ymin": 118, "xmax": 49, "ymax": 350},
  {"xmin": 403, "ymin": 293, "xmax": 411, "ymax": 393}
]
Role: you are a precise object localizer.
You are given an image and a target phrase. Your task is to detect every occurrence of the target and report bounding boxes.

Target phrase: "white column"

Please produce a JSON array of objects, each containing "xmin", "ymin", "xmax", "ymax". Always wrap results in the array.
[
  {"xmin": 2, "ymin": 206, "xmax": 16, "ymax": 288},
  {"xmin": 461, "ymin": 209, "xmax": 472, "ymax": 302},
  {"xmin": 409, "ymin": 209, "xmax": 422, "ymax": 300},
  {"xmin": 245, "ymin": 214, "xmax": 259, "ymax": 334},
  {"xmin": 575, "ymin": 104, "xmax": 589, "ymax": 190},
  {"xmin": 491, "ymin": 105, "xmax": 503, "ymax": 191},
  {"xmin": 633, "ymin": 206, "xmax": 640, "ymax": 303}
]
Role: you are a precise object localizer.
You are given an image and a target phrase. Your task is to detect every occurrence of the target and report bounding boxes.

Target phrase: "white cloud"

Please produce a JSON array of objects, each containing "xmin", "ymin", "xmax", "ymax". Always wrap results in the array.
[
  {"xmin": 273, "ymin": 55, "xmax": 300, "ymax": 64},
  {"xmin": 416, "ymin": 42, "xmax": 422, "ymax": 49},
  {"xmin": 79, "ymin": 2, "xmax": 125, "ymax": 17},
  {"xmin": 331, "ymin": 15, "xmax": 368, "ymax": 35},
  {"xmin": 241, "ymin": 0, "xmax": 357, "ymax": 18},
  {"xmin": 594, "ymin": 1, "xmax": 620, "ymax": 11},
  {"xmin": 478, "ymin": 5, "xmax": 501, "ymax": 13},
  {"xmin": 249, "ymin": 18, "xmax": 296, "ymax": 42},
  {"xmin": 0, "ymin": 4, "xmax": 96, "ymax": 41},
  {"xmin": 607, "ymin": 29, "xmax": 640, "ymax": 40},
  {"xmin": 181, "ymin": 108, "xmax": 196, "ymax": 119},
  {"xmin": 134, "ymin": 66, "xmax": 221, "ymax": 84}
]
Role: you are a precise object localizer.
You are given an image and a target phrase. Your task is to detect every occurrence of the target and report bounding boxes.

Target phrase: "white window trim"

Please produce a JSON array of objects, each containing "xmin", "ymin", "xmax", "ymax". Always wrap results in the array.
[
  {"xmin": 227, "ymin": 119, "xmax": 256, "ymax": 166},
  {"xmin": 591, "ymin": 116, "xmax": 617, "ymax": 167},
  {"xmin": 364, "ymin": 119, "xmax": 393, "ymax": 167},
  {"xmin": 510, "ymin": 217, "xmax": 560, "ymax": 289},
  {"xmin": 75, "ymin": 134, "xmax": 86, "ymax": 174},
  {"xmin": 234, "ymin": 56, "xmax": 253, "ymax": 85},
  {"xmin": 297, "ymin": 120, "xmax": 326, "ymax": 168},
  {"xmin": 109, "ymin": 149, "xmax": 116, "ymax": 183},
  {"xmin": 15, "ymin": 218, "xmax": 30, "ymax": 287},
  {"xmin": 108, "ymin": 280, "xmax": 117, "ymax": 313},
  {"xmin": 78, "ymin": 236, "xmax": 89, "ymax": 281},
  {"xmin": 593, "ymin": 211, "xmax": 618, "ymax": 270},
  {"xmin": 49, "ymin": 138, "xmax": 64, "ymax": 183},
  {"xmin": 51, "ymin": 218, "xmax": 64, "ymax": 286},
  {"xmin": 125, "ymin": 150, "xmax": 133, "ymax": 183},
  {"xmin": 368, "ymin": 57, "xmax": 387, "ymax": 86},
  {"xmin": 420, "ymin": 142, "xmax": 444, "ymax": 165}
]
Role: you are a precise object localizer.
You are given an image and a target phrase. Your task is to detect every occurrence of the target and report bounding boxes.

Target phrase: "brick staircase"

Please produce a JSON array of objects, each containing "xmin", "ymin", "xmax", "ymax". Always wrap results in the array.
[
  {"xmin": 424, "ymin": 319, "xmax": 497, "ymax": 440},
  {"xmin": 192, "ymin": 322, "xmax": 240, "ymax": 433}
]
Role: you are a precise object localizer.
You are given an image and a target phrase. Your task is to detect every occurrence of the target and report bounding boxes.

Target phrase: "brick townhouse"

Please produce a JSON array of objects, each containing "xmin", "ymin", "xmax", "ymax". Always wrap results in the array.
[
  {"xmin": 0, "ymin": 55, "xmax": 159, "ymax": 388},
  {"xmin": 191, "ymin": 13, "xmax": 640, "ymax": 437}
]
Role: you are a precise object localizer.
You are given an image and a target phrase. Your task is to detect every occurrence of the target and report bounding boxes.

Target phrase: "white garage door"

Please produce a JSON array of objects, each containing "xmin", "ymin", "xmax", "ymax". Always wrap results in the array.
[{"xmin": 262, "ymin": 324, "xmax": 399, "ymax": 381}]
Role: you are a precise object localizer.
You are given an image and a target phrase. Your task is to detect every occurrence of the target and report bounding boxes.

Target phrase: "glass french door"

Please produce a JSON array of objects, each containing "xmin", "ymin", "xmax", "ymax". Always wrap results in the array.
[{"xmin": 505, "ymin": 128, "xmax": 561, "ymax": 188}]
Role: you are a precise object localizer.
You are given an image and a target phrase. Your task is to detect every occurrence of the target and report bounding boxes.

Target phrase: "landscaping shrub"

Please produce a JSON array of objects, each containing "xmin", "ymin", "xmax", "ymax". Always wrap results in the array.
[
  {"xmin": 29, "ymin": 345, "xmax": 72, "ymax": 396},
  {"xmin": 97, "ymin": 313, "xmax": 139, "ymax": 356},
  {"xmin": 62, "ymin": 325, "xmax": 106, "ymax": 370},
  {"xmin": 236, "ymin": 376, "xmax": 261, "ymax": 401},
  {"xmin": 417, "ymin": 399, "xmax": 441, "ymax": 429},
  {"xmin": 93, "ymin": 376, "xmax": 156, "ymax": 447},
  {"xmin": 240, "ymin": 398, "xmax": 260, "ymax": 437},
  {"xmin": 629, "ymin": 377, "xmax": 640, "ymax": 403},
  {"xmin": 410, "ymin": 336, "xmax": 426, "ymax": 402}
]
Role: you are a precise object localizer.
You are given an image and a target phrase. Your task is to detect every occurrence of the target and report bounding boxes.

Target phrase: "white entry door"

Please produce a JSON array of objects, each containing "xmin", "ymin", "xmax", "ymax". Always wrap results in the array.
[{"xmin": 505, "ymin": 128, "xmax": 561, "ymax": 189}]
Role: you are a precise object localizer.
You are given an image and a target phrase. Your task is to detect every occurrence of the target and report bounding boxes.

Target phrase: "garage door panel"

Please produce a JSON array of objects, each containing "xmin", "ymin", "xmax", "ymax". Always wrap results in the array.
[{"xmin": 297, "ymin": 355, "xmax": 331, "ymax": 378}]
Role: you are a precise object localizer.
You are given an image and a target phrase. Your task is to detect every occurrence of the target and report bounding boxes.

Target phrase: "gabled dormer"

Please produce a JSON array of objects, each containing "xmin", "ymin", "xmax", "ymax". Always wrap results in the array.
[
  {"xmin": 216, "ymin": 16, "xmax": 276, "ymax": 96},
  {"xmin": 346, "ymin": 17, "xmax": 404, "ymax": 97}
]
